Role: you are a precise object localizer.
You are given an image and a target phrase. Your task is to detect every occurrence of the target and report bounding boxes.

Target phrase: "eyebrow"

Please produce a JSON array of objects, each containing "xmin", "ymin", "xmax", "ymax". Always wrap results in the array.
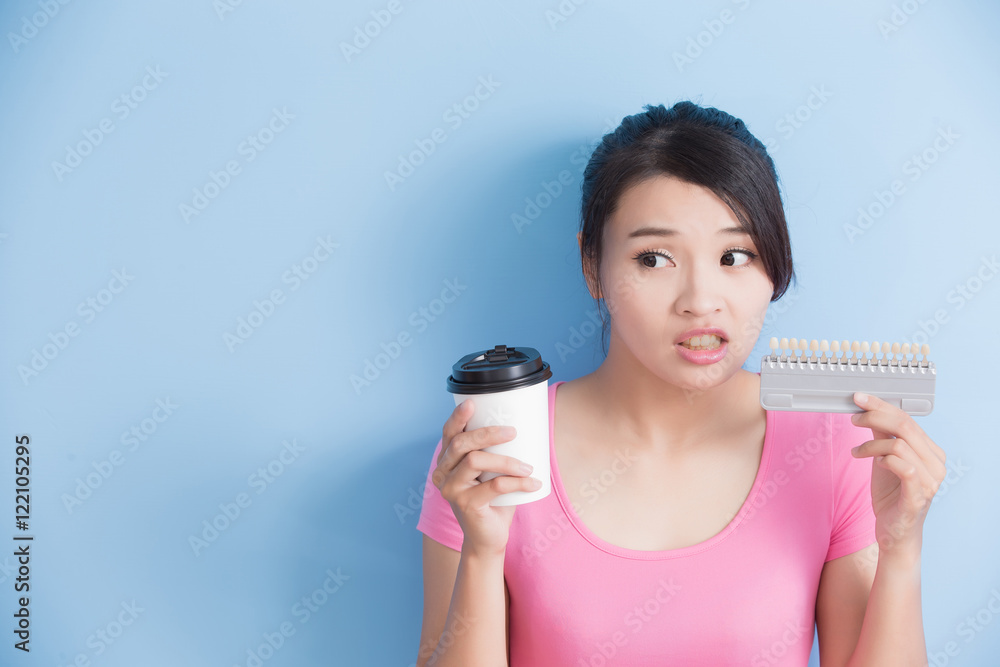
[{"xmin": 627, "ymin": 225, "xmax": 750, "ymax": 238}]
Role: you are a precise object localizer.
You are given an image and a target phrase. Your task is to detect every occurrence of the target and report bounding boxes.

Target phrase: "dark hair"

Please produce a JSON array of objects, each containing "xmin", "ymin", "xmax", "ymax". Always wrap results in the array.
[{"xmin": 579, "ymin": 100, "xmax": 796, "ymax": 357}]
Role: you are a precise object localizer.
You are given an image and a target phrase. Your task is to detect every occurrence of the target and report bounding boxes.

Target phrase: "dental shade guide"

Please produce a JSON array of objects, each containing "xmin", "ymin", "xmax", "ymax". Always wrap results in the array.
[{"xmin": 759, "ymin": 337, "xmax": 936, "ymax": 416}]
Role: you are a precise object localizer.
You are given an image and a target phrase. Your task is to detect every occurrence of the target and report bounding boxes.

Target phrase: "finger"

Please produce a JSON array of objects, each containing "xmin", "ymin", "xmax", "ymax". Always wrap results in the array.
[
  {"xmin": 852, "ymin": 437, "xmax": 937, "ymax": 490},
  {"xmin": 852, "ymin": 393, "xmax": 945, "ymax": 468},
  {"xmin": 871, "ymin": 453, "xmax": 932, "ymax": 510},
  {"xmin": 440, "ymin": 399, "xmax": 475, "ymax": 466},
  {"xmin": 436, "ymin": 424, "xmax": 517, "ymax": 486},
  {"xmin": 454, "ymin": 449, "xmax": 534, "ymax": 488},
  {"xmin": 851, "ymin": 392, "xmax": 905, "ymax": 441},
  {"xmin": 464, "ymin": 469, "xmax": 542, "ymax": 509}
]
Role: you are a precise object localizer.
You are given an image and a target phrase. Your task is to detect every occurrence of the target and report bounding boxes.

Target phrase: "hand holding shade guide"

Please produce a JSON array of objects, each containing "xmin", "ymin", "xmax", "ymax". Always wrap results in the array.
[{"xmin": 759, "ymin": 338, "xmax": 936, "ymax": 416}]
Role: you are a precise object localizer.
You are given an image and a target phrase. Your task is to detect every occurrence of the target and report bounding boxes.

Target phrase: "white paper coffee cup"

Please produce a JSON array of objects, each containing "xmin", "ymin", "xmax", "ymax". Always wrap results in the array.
[{"xmin": 446, "ymin": 344, "xmax": 552, "ymax": 506}]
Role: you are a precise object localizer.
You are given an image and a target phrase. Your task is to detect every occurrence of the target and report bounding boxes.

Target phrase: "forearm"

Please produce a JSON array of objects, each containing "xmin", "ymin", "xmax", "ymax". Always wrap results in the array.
[
  {"xmin": 846, "ymin": 548, "xmax": 927, "ymax": 667},
  {"xmin": 425, "ymin": 548, "xmax": 508, "ymax": 667}
]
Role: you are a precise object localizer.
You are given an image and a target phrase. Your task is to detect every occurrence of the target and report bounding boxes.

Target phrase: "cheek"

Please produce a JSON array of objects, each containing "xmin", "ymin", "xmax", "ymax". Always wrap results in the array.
[
  {"xmin": 601, "ymin": 263, "xmax": 647, "ymax": 305},
  {"xmin": 731, "ymin": 297, "xmax": 773, "ymax": 352}
]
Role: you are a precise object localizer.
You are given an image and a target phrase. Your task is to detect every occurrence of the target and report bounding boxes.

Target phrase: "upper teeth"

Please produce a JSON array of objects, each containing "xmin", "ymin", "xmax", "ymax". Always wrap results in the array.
[{"xmin": 681, "ymin": 334, "xmax": 722, "ymax": 348}]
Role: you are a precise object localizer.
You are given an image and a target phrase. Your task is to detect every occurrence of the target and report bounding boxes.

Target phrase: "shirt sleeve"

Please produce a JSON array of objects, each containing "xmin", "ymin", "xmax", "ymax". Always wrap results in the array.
[
  {"xmin": 825, "ymin": 411, "xmax": 878, "ymax": 562},
  {"xmin": 415, "ymin": 436, "xmax": 465, "ymax": 553}
]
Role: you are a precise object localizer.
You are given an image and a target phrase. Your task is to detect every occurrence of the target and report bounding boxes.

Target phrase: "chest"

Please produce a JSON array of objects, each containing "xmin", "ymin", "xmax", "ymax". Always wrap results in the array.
[{"xmin": 554, "ymin": 403, "xmax": 766, "ymax": 552}]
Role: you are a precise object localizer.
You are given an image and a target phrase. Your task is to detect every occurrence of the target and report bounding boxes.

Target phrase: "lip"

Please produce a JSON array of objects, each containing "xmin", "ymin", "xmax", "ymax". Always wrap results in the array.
[
  {"xmin": 675, "ymin": 339, "xmax": 728, "ymax": 364},
  {"xmin": 673, "ymin": 327, "xmax": 729, "ymax": 345}
]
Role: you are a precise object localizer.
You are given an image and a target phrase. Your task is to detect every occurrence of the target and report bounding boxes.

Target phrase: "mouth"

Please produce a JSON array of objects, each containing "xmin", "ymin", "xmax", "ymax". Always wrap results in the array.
[
  {"xmin": 677, "ymin": 334, "xmax": 725, "ymax": 351},
  {"xmin": 674, "ymin": 327, "xmax": 729, "ymax": 350}
]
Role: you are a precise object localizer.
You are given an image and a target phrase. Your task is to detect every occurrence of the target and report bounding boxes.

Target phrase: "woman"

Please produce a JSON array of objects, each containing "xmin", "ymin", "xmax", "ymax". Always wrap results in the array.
[{"xmin": 416, "ymin": 100, "xmax": 946, "ymax": 666}]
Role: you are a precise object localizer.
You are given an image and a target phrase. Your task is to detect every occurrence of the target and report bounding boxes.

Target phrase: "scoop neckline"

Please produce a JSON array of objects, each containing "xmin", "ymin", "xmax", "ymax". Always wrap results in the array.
[{"xmin": 548, "ymin": 377, "xmax": 775, "ymax": 561}]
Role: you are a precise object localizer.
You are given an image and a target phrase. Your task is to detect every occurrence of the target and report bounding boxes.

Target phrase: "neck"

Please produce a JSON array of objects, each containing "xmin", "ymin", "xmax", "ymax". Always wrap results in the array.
[{"xmin": 583, "ymin": 341, "xmax": 754, "ymax": 455}]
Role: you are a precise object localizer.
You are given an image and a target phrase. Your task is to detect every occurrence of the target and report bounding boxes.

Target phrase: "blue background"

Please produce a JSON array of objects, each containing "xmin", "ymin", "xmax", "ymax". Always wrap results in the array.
[{"xmin": 1, "ymin": 1, "xmax": 998, "ymax": 665}]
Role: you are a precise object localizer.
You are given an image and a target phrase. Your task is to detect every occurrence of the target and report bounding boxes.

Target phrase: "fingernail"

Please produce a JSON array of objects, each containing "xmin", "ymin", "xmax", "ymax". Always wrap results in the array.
[
  {"xmin": 529, "ymin": 478, "xmax": 543, "ymax": 489},
  {"xmin": 851, "ymin": 412, "xmax": 861, "ymax": 423},
  {"xmin": 851, "ymin": 446, "xmax": 860, "ymax": 455},
  {"xmin": 519, "ymin": 463, "xmax": 534, "ymax": 474},
  {"xmin": 855, "ymin": 392, "xmax": 869, "ymax": 405}
]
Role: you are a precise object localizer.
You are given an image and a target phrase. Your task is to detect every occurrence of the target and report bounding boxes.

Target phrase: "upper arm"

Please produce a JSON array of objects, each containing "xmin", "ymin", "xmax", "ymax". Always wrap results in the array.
[{"xmin": 815, "ymin": 542, "xmax": 878, "ymax": 667}]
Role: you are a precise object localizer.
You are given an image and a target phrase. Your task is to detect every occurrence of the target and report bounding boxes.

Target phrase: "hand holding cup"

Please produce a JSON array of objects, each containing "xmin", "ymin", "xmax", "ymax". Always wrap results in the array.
[{"xmin": 433, "ymin": 398, "xmax": 542, "ymax": 559}]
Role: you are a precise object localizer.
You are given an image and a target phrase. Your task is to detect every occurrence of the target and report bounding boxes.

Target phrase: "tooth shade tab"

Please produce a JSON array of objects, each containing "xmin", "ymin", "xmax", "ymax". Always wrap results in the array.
[
  {"xmin": 764, "ymin": 337, "xmax": 932, "ymax": 368},
  {"xmin": 760, "ymin": 338, "xmax": 936, "ymax": 416}
]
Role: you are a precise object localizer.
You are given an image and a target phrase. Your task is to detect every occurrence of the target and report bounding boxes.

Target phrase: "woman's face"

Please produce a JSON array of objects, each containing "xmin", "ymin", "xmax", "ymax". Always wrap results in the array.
[{"xmin": 587, "ymin": 174, "xmax": 775, "ymax": 391}]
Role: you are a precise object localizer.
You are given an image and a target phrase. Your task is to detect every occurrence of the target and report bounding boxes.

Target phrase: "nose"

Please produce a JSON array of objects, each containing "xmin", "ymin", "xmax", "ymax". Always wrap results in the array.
[{"xmin": 673, "ymin": 261, "xmax": 724, "ymax": 317}]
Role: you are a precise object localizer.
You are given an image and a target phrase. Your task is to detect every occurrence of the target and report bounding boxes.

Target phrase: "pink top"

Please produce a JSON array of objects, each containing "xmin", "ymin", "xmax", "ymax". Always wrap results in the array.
[{"xmin": 417, "ymin": 379, "xmax": 877, "ymax": 665}]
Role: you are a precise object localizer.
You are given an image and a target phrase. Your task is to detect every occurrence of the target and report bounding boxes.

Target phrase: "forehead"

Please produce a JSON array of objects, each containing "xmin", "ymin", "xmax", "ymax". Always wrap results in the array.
[
  {"xmin": 625, "ymin": 224, "xmax": 750, "ymax": 241},
  {"xmin": 609, "ymin": 176, "xmax": 749, "ymax": 240}
]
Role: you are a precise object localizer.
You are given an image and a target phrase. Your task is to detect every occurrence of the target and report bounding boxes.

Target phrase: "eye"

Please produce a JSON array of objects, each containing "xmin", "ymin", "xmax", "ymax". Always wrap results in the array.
[
  {"xmin": 722, "ymin": 247, "xmax": 757, "ymax": 268},
  {"xmin": 632, "ymin": 247, "xmax": 759, "ymax": 270},
  {"xmin": 632, "ymin": 249, "xmax": 673, "ymax": 269}
]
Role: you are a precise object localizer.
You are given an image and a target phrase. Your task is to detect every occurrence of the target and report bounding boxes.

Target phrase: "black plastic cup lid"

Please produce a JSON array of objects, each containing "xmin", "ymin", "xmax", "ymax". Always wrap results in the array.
[{"xmin": 446, "ymin": 344, "xmax": 552, "ymax": 394}]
